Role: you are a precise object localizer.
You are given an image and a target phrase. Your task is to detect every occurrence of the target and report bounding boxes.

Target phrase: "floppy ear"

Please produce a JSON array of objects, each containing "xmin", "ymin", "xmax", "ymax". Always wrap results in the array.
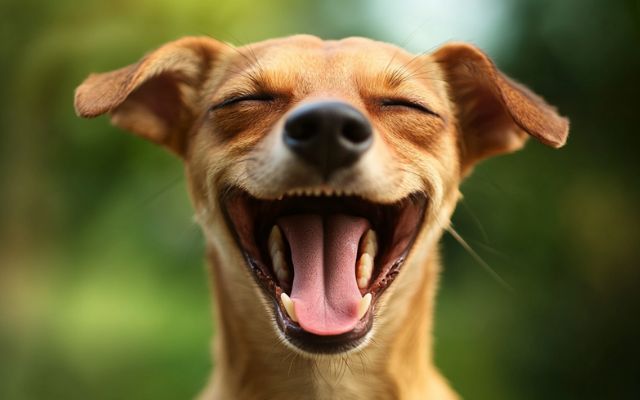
[
  {"xmin": 74, "ymin": 36, "xmax": 224, "ymax": 157},
  {"xmin": 433, "ymin": 43, "xmax": 569, "ymax": 171}
]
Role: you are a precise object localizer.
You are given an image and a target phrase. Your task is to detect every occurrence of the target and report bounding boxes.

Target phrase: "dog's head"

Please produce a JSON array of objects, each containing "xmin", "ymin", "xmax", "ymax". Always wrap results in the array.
[{"xmin": 75, "ymin": 35, "xmax": 568, "ymax": 355}]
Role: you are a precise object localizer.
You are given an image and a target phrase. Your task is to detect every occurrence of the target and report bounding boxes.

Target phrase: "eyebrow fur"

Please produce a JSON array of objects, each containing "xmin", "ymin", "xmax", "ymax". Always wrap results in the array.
[{"xmin": 383, "ymin": 66, "xmax": 413, "ymax": 88}]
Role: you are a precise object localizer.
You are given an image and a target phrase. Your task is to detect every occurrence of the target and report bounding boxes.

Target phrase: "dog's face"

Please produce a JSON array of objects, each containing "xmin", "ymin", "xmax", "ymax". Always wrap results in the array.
[{"xmin": 75, "ymin": 35, "xmax": 568, "ymax": 355}]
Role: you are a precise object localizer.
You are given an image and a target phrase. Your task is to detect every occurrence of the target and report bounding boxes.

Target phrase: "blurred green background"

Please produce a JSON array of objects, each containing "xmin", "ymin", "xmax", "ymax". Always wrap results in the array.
[{"xmin": 1, "ymin": 0, "xmax": 639, "ymax": 399}]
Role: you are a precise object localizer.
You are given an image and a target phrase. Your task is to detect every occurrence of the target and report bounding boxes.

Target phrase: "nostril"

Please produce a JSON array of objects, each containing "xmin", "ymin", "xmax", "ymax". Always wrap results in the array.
[
  {"xmin": 285, "ymin": 117, "xmax": 317, "ymax": 142},
  {"xmin": 341, "ymin": 119, "xmax": 371, "ymax": 144}
]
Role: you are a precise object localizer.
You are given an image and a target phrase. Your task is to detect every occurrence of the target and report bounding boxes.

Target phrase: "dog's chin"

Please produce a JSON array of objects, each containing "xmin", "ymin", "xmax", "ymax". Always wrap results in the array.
[{"xmin": 221, "ymin": 186, "xmax": 428, "ymax": 355}]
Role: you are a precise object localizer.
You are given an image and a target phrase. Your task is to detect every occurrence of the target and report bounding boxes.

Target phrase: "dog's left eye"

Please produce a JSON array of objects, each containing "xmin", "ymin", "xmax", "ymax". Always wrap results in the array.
[
  {"xmin": 210, "ymin": 93, "xmax": 275, "ymax": 111},
  {"xmin": 380, "ymin": 99, "xmax": 439, "ymax": 116}
]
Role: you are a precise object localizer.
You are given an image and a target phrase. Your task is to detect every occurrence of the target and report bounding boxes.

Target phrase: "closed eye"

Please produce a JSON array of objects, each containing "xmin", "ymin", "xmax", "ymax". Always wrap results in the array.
[
  {"xmin": 210, "ymin": 93, "xmax": 275, "ymax": 111},
  {"xmin": 380, "ymin": 98, "xmax": 440, "ymax": 117}
]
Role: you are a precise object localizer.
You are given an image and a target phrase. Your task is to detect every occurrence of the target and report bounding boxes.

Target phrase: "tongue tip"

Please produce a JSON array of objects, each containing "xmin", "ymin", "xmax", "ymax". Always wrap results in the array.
[
  {"xmin": 298, "ymin": 324, "xmax": 358, "ymax": 336},
  {"xmin": 293, "ymin": 300, "xmax": 360, "ymax": 336}
]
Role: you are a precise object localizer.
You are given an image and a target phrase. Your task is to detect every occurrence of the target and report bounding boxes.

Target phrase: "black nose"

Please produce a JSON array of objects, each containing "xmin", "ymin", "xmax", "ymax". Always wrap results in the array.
[{"xmin": 283, "ymin": 101, "xmax": 373, "ymax": 178}]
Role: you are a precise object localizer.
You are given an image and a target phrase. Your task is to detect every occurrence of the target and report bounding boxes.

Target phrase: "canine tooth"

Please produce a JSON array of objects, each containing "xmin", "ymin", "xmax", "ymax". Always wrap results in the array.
[
  {"xmin": 281, "ymin": 293, "xmax": 298, "ymax": 322},
  {"xmin": 357, "ymin": 293, "xmax": 372, "ymax": 320},
  {"xmin": 356, "ymin": 253, "xmax": 373, "ymax": 289},
  {"xmin": 362, "ymin": 229, "xmax": 378, "ymax": 256}
]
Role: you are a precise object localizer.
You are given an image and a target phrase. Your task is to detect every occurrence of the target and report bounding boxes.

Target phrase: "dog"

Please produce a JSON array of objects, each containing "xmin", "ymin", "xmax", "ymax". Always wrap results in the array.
[{"xmin": 74, "ymin": 35, "xmax": 568, "ymax": 399}]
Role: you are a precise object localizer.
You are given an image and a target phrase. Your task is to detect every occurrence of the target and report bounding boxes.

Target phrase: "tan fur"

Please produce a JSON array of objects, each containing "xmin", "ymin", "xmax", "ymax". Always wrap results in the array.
[{"xmin": 75, "ymin": 35, "xmax": 568, "ymax": 399}]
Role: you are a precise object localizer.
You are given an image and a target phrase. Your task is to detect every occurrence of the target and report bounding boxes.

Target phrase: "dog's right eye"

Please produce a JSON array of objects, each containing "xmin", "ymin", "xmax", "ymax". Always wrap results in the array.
[{"xmin": 209, "ymin": 93, "xmax": 275, "ymax": 111}]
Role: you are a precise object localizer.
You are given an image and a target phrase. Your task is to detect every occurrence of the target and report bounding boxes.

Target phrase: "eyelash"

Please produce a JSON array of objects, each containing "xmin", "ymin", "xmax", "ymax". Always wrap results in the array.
[
  {"xmin": 210, "ymin": 93, "xmax": 275, "ymax": 111},
  {"xmin": 380, "ymin": 98, "xmax": 438, "ymax": 116}
]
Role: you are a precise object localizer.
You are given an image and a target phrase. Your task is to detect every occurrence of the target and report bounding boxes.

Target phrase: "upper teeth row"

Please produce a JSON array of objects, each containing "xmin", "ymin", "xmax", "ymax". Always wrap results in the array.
[{"xmin": 283, "ymin": 187, "xmax": 357, "ymax": 198}]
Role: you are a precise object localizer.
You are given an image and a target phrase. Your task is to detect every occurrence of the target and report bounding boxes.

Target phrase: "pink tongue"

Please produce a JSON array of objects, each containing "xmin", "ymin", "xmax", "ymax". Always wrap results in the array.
[{"xmin": 278, "ymin": 214, "xmax": 369, "ymax": 336}]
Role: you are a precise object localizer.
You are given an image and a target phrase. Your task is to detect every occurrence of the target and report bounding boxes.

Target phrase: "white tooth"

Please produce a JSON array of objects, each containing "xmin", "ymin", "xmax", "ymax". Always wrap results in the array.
[
  {"xmin": 281, "ymin": 293, "xmax": 298, "ymax": 322},
  {"xmin": 313, "ymin": 188, "xmax": 322, "ymax": 196},
  {"xmin": 358, "ymin": 293, "xmax": 372, "ymax": 320},
  {"xmin": 269, "ymin": 225, "xmax": 290, "ymax": 285},
  {"xmin": 268, "ymin": 225, "xmax": 284, "ymax": 256},
  {"xmin": 272, "ymin": 250, "xmax": 290, "ymax": 284},
  {"xmin": 363, "ymin": 229, "xmax": 378, "ymax": 257},
  {"xmin": 356, "ymin": 253, "xmax": 373, "ymax": 289}
]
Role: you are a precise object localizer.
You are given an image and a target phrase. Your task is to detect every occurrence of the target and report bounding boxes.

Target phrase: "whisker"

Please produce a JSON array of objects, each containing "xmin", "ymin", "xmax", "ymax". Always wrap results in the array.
[
  {"xmin": 398, "ymin": 18, "xmax": 431, "ymax": 49},
  {"xmin": 469, "ymin": 238, "xmax": 512, "ymax": 260},
  {"xmin": 357, "ymin": 352, "xmax": 368, "ymax": 376},
  {"xmin": 130, "ymin": 174, "xmax": 183, "ymax": 212},
  {"xmin": 287, "ymin": 351, "xmax": 299, "ymax": 377},
  {"xmin": 445, "ymin": 225, "xmax": 514, "ymax": 292},
  {"xmin": 459, "ymin": 199, "xmax": 490, "ymax": 243}
]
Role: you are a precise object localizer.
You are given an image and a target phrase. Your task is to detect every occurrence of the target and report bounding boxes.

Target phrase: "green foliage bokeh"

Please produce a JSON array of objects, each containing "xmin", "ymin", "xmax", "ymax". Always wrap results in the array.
[{"xmin": 1, "ymin": 0, "xmax": 638, "ymax": 399}]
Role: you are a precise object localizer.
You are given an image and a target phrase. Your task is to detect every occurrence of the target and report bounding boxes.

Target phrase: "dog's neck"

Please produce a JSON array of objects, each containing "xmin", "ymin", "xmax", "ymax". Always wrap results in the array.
[{"xmin": 199, "ymin": 245, "xmax": 458, "ymax": 400}]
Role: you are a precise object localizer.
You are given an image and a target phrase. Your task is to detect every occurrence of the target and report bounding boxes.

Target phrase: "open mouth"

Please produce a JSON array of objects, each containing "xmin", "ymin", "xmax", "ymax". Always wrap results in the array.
[{"xmin": 222, "ymin": 188, "xmax": 427, "ymax": 354}]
